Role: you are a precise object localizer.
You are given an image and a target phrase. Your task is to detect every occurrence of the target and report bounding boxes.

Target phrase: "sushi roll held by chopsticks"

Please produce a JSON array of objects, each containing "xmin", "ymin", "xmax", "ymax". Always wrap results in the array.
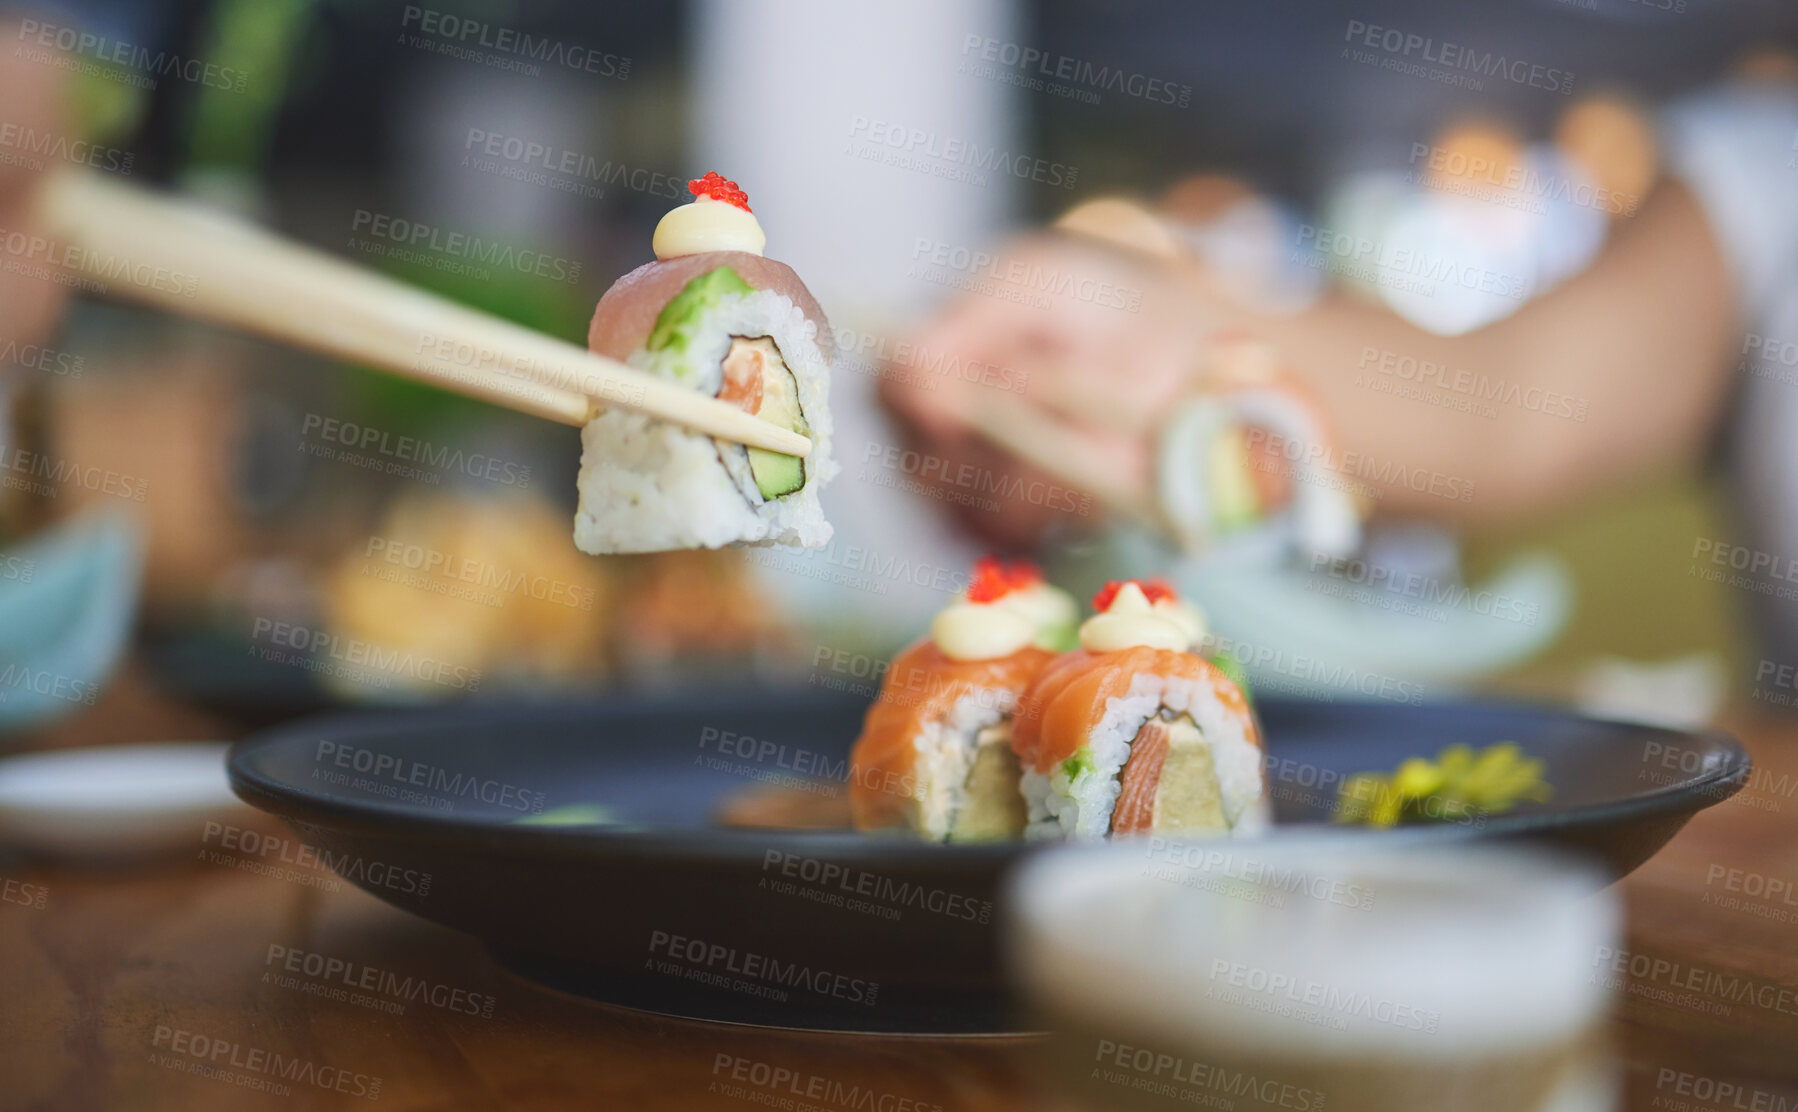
[
  {"xmin": 576, "ymin": 173, "xmax": 837, "ymax": 553},
  {"xmin": 1157, "ymin": 335, "xmax": 1363, "ymax": 563},
  {"xmin": 850, "ymin": 559, "xmax": 1078, "ymax": 842},
  {"xmin": 1013, "ymin": 580, "xmax": 1269, "ymax": 840}
]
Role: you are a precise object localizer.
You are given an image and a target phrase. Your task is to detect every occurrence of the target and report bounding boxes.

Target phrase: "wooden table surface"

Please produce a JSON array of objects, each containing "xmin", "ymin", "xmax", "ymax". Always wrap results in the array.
[{"xmin": 2, "ymin": 667, "xmax": 1795, "ymax": 1111}]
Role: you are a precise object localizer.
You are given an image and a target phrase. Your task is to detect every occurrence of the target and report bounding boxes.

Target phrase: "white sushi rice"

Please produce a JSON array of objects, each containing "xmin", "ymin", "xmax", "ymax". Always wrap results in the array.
[
  {"xmin": 909, "ymin": 689, "xmax": 1014, "ymax": 842},
  {"xmin": 573, "ymin": 287, "xmax": 837, "ymax": 553},
  {"xmin": 1021, "ymin": 672, "xmax": 1268, "ymax": 841}
]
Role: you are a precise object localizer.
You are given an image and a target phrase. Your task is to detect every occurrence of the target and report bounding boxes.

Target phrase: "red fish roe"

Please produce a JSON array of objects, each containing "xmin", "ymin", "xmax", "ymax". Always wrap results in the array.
[
  {"xmin": 1092, "ymin": 578, "xmax": 1176, "ymax": 612},
  {"xmin": 689, "ymin": 171, "xmax": 751, "ymax": 212},
  {"xmin": 967, "ymin": 556, "xmax": 1044, "ymax": 603}
]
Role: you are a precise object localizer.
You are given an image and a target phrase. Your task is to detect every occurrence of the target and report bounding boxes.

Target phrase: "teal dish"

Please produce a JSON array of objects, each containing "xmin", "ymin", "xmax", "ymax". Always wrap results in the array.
[{"xmin": 0, "ymin": 511, "xmax": 144, "ymax": 734}]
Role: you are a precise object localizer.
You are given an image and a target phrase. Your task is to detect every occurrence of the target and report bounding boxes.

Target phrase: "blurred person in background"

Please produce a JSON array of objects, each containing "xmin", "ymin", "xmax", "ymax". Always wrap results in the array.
[{"xmin": 878, "ymin": 66, "xmax": 1798, "ymax": 668}]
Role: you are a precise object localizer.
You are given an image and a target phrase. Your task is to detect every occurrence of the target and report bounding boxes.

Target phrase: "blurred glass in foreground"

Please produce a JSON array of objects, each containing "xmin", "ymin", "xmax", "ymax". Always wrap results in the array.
[{"xmin": 1009, "ymin": 838, "xmax": 1619, "ymax": 1112}]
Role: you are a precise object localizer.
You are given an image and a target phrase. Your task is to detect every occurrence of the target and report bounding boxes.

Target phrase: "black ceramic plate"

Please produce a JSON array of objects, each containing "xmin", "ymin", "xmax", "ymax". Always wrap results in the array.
[{"xmin": 227, "ymin": 690, "xmax": 1749, "ymax": 1034}]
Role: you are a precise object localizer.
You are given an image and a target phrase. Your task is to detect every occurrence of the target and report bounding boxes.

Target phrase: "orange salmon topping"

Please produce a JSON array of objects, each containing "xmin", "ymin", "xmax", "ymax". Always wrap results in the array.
[
  {"xmin": 1011, "ymin": 646, "xmax": 1255, "ymax": 775},
  {"xmin": 848, "ymin": 640, "xmax": 1055, "ymax": 831}
]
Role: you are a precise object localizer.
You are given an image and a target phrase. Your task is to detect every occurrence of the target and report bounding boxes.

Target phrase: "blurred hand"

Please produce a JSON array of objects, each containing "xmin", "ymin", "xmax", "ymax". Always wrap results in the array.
[
  {"xmin": 877, "ymin": 233, "xmax": 1214, "ymax": 547},
  {"xmin": 0, "ymin": 24, "xmax": 69, "ymax": 348}
]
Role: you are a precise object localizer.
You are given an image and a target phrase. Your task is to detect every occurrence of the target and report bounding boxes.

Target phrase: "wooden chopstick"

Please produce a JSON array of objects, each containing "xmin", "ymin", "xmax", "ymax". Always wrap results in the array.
[{"xmin": 31, "ymin": 170, "xmax": 811, "ymax": 457}]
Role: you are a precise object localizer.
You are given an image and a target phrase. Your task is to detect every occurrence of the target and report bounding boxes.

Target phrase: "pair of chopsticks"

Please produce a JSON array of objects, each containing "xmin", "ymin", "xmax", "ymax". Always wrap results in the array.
[{"xmin": 29, "ymin": 171, "xmax": 810, "ymax": 458}]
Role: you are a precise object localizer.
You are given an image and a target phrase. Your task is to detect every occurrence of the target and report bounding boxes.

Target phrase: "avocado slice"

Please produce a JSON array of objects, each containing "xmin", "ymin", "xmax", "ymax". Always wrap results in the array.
[
  {"xmin": 642, "ymin": 266, "xmax": 810, "ymax": 500},
  {"xmin": 646, "ymin": 266, "xmax": 754, "ymax": 369},
  {"xmin": 742, "ymin": 339, "xmax": 808, "ymax": 500},
  {"xmin": 1206, "ymin": 651, "xmax": 1254, "ymax": 707},
  {"xmin": 1208, "ymin": 425, "xmax": 1261, "ymax": 535},
  {"xmin": 1059, "ymin": 747, "xmax": 1096, "ymax": 786},
  {"xmin": 1033, "ymin": 618, "xmax": 1080, "ymax": 654}
]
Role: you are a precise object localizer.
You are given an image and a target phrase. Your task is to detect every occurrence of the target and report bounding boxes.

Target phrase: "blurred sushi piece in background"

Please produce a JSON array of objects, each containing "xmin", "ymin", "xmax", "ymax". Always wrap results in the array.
[{"xmin": 1158, "ymin": 335, "xmax": 1364, "ymax": 565}]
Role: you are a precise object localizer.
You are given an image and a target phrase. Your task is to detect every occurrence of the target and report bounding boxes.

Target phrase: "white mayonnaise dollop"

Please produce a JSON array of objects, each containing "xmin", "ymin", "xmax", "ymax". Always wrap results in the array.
[
  {"xmin": 999, "ymin": 582, "xmax": 1077, "ymax": 638},
  {"xmin": 1152, "ymin": 596, "xmax": 1207, "ymax": 649},
  {"xmin": 932, "ymin": 602, "xmax": 1035, "ymax": 661},
  {"xmin": 1079, "ymin": 582, "xmax": 1189, "ymax": 653},
  {"xmin": 652, "ymin": 195, "xmax": 765, "ymax": 259}
]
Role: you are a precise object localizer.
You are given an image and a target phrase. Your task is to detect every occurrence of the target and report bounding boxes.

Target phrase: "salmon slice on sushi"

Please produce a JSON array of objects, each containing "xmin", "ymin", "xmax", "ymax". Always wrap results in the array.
[
  {"xmin": 575, "ymin": 172, "xmax": 836, "ymax": 553},
  {"xmin": 1012, "ymin": 579, "xmax": 1269, "ymax": 840},
  {"xmin": 849, "ymin": 559, "xmax": 1077, "ymax": 842}
]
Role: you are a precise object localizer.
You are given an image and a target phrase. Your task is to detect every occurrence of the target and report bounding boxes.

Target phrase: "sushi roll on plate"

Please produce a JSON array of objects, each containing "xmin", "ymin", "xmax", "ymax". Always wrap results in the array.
[
  {"xmin": 1013, "ymin": 579, "xmax": 1268, "ymax": 840},
  {"xmin": 576, "ymin": 172, "xmax": 836, "ymax": 553},
  {"xmin": 850, "ymin": 559, "xmax": 1077, "ymax": 842}
]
